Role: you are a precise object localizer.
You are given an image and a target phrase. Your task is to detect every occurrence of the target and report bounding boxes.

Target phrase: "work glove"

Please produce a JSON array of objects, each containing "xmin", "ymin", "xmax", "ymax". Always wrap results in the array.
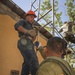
[
  {"xmin": 26, "ymin": 29, "xmax": 37, "ymax": 37},
  {"xmin": 34, "ymin": 26, "xmax": 41, "ymax": 30}
]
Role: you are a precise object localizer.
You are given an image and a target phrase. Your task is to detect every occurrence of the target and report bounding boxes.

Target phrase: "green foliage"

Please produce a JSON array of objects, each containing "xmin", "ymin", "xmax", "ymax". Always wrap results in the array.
[
  {"xmin": 40, "ymin": 0, "xmax": 63, "ymax": 32},
  {"xmin": 40, "ymin": 0, "xmax": 75, "ymax": 68},
  {"xmin": 55, "ymin": 11, "xmax": 62, "ymax": 26},
  {"xmin": 41, "ymin": 0, "xmax": 51, "ymax": 11},
  {"xmin": 54, "ymin": 0, "xmax": 63, "ymax": 26},
  {"xmin": 54, "ymin": 0, "xmax": 58, "ymax": 11},
  {"xmin": 65, "ymin": 0, "xmax": 75, "ymax": 22},
  {"xmin": 64, "ymin": 53, "xmax": 75, "ymax": 70},
  {"xmin": 45, "ymin": 26, "xmax": 51, "ymax": 32}
]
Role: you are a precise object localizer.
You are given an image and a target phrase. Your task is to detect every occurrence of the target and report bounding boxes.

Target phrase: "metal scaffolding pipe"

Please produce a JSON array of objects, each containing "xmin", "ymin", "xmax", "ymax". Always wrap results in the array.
[
  {"xmin": 52, "ymin": 0, "xmax": 54, "ymax": 36},
  {"xmin": 37, "ymin": 0, "xmax": 41, "ymax": 20},
  {"xmin": 41, "ymin": 21, "xmax": 52, "ymax": 29},
  {"xmin": 32, "ymin": 6, "xmax": 50, "ymax": 23},
  {"xmin": 31, "ymin": 0, "xmax": 36, "ymax": 10},
  {"xmin": 30, "ymin": 0, "xmax": 74, "ymax": 54},
  {"xmin": 36, "ymin": 8, "xmax": 52, "ymax": 22},
  {"xmin": 32, "ymin": 5, "xmax": 38, "ymax": 12},
  {"xmin": 30, "ymin": 1, "xmax": 52, "ymax": 24}
]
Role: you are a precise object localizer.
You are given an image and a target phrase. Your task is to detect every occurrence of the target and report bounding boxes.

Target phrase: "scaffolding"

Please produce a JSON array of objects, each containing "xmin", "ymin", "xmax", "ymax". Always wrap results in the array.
[
  {"xmin": 30, "ymin": 0, "xmax": 63, "ymax": 39},
  {"xmin": 30, "ymin": 0, "xmax": 59, "ymax": 36},
  {"xmin": 30, "ymin": 0, "xmax": 75, "ymax": 54}
]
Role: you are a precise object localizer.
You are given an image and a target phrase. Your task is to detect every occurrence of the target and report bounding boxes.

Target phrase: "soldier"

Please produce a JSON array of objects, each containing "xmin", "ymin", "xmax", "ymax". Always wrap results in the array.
[
  {"xmin": 14, "ymin": 10, "xmax": 39, "ymax": 75},
  {"xmin": 36, "ymin": 37, "xmax": 75, "ymax": 75}
]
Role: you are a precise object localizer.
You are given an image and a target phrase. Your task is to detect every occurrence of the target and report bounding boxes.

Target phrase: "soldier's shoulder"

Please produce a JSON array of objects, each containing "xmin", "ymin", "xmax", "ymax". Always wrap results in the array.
[{"xmin": 37, "ymin": 61, "xmax": 64, "ymax": 75}]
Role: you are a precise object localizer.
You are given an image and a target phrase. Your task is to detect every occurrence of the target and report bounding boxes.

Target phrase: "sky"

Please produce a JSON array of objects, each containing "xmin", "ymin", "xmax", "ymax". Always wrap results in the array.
[
  {"xmin": 12, "ymin": 0, "xmax": 33, "ymax": 12},
  {"xmin": 12, "ymin": 0, "xmax": 69, "ymax": 23}
]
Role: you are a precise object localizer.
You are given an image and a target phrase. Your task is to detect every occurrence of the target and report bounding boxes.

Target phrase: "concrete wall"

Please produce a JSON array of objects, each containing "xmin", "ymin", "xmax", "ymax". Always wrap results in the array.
[{"xmin": 0, "ymin": 14, "xmax": 46, "ymax": 75}]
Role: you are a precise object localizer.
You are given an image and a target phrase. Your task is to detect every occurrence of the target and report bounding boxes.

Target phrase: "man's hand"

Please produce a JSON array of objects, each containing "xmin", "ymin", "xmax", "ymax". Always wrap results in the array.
[
  {"xmin": 27, "ymin": 29, "xmax": 37, "ymax": 37},
  {"xmin": 58, "ymin": 29, "xmax": 63, "ymax": 33},
  {"xmin": 34, "ymin": 26, "xmax": 41, "ymax": 30}
]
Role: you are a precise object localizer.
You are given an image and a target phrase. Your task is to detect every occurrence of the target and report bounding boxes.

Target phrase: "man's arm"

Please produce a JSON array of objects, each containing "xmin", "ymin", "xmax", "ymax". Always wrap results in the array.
[
  {"xmin": 17, "ymin": 25, "xmax": 36, "ymax": 37},
  {"xmin": 17, "ymin": 25, "xmax": 37, "ymax": 42},
  {"xmin": 58, "ymin": 28, "xmax": 63, "ymax": 33},
  {"xmin": 16, "ymin": 26, "xmax": 27, "ymax": 34},
  {"xmin": 58, "ymin": 25, "xmax": 65, "ymax": 33}
]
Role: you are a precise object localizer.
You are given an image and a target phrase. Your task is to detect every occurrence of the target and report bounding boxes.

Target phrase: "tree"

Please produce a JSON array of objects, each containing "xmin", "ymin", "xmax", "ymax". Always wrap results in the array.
[
  {"xmin": 65, "ymin": 0, "xmax": 75, "ymax": 22},
  {"xmin": 40, "ymin": 0, "xmax": 63, "ymax": 32},
  {"xmin": 54, "ymin": 0, "xmax": 62, "ymax": 26},
  {"xmin": 40, "ymin": 0, "xmax": 75, "ymax": 69},
  {"xmin": 40, "ymin": 0, "xmax": 52, "ymax": 31}
]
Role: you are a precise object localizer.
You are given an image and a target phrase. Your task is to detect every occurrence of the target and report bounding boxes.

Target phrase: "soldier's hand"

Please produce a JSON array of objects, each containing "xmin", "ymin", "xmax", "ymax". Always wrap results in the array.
[
  {"xmin": 27, "ymin": 29, "xmax": 36, "ymax": 37},
  {"xmin": 37, "ymin": 46, "xmax": 46, "ymax": 59},
  {"xmin": 37, "ymin": 46, "xmax": 44, "ymax": 52}
]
